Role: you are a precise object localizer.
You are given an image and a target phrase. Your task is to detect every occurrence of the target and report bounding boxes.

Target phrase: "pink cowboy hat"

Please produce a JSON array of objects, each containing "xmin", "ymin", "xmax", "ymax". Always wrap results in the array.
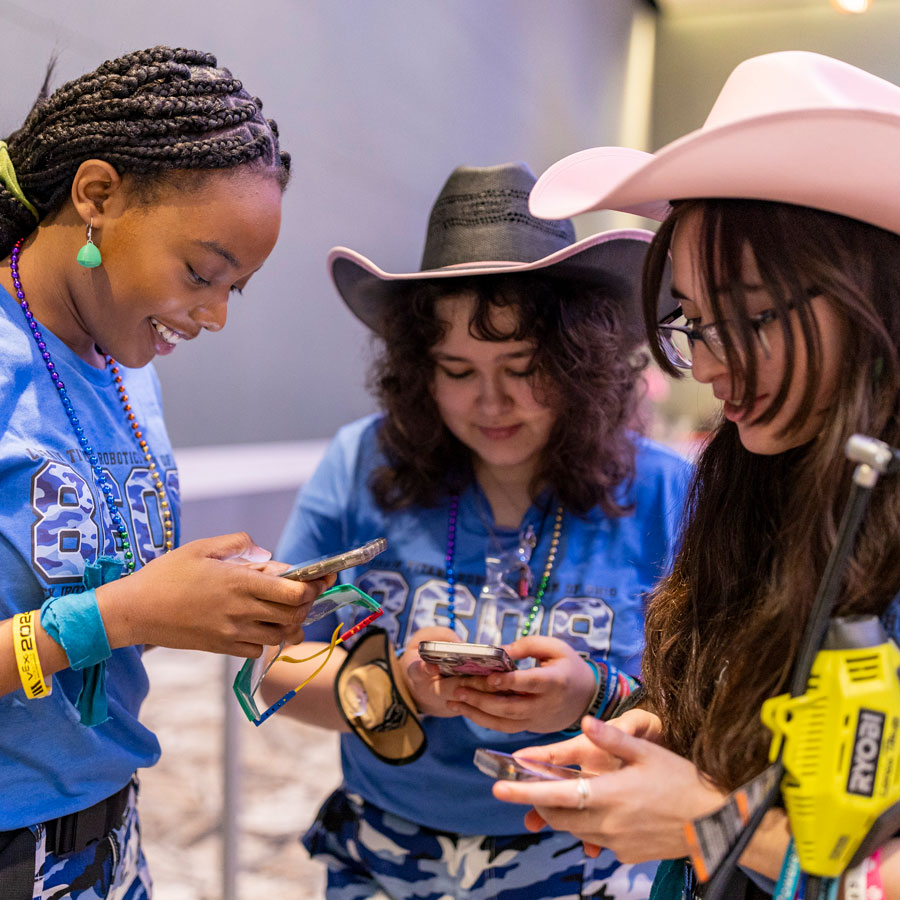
[{"xmin": 529, "ymin": 51, "xmax": 900, "ymax": 237}]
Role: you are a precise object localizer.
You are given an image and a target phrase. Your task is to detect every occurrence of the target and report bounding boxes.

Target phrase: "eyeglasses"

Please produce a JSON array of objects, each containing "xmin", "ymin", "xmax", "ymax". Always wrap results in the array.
[
  {"xmin": 658, "ymin": 307, "xmax": 790, "ymax": 370},
  {"xmin": 657, "ymin": 291, "xmax": 816, "ymax": 370},
  {"xmin": 232, "ymin": 583, "xmax": 382, "ymax": 726}
]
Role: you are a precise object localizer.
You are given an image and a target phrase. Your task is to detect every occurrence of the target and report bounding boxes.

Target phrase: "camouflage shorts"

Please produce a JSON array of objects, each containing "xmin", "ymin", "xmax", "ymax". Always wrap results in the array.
[
  {"xmin": 14, "ymin": 781, "xmax": 151, "ymax": 900},
  {"xmin": 303, "ymin": 787, "xmax": 657, "ymax": 900}
]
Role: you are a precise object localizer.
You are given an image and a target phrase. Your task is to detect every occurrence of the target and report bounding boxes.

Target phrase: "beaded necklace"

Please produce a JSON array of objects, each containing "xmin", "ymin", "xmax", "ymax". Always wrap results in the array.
[
  {"xmin": 10, "ymin": 238, "xmax": 173, "ymax": 575},
  {"xmin": 445, "ymin": 494, "xmax": 563, "ymax": 638}
]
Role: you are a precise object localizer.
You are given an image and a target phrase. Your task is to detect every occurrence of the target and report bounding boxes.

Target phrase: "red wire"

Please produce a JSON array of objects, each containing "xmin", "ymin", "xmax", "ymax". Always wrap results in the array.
[{"xmin": 339, "ymin": 608, "xmax": 384, "ymax": 642}]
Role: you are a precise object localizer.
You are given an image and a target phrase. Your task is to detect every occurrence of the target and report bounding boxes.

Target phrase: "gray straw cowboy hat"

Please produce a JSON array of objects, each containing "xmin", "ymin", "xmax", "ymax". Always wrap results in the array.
[{"xmin": 329, "ymin": 161, "xmax": 675, "ymax": 340}]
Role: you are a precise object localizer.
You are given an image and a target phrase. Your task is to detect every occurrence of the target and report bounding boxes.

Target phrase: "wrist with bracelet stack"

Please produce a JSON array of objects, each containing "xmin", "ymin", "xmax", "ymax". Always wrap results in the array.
[{"xmin": 562, "ymin": 658, "xmax": 641, "ymax": 734}]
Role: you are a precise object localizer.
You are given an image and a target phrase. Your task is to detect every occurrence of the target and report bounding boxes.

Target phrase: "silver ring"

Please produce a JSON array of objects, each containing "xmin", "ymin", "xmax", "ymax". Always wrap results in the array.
[{"xmin": 576, "ymin": 776, "xmax": 589, "ymax": 811}]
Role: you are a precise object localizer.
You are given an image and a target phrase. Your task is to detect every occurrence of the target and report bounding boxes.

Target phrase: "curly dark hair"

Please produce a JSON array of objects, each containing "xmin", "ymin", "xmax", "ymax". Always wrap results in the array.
[
  {"xmin": 0, "ymin": 46, "xmax": 290, "ymax": 256},
  {"xmin": 639, "ymin": 200, "xmax": 900, "ymax": 791},
  {"xmin": 367, "ymin": 272, "xmax": 648, "ymax": 517}
]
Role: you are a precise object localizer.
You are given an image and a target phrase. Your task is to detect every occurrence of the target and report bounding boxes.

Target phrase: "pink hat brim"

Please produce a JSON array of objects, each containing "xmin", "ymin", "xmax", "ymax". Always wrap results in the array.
[{"xmin": 531, "ymin": 109, "xmax": 900, "ymax": 236}]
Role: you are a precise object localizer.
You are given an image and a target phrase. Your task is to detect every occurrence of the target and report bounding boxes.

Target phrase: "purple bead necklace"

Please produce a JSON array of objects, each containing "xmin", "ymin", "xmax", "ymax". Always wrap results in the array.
[
  {"xmin": 10, "ymin": 238, "xmax": 173, "ymax": 575},
  {"xmin": 445, "ymin": 494, "xmax": 459, "ymax": 626},
  {"xmin": 445, "ymin": 493, "xmax": 564, "ymax": 637}
]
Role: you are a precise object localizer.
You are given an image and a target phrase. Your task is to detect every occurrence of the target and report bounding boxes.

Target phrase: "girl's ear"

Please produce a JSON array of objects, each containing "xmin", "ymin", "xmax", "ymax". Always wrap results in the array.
[{"xmin": 70, "ymin": 159, "xmax": 124, "ymax": 227}]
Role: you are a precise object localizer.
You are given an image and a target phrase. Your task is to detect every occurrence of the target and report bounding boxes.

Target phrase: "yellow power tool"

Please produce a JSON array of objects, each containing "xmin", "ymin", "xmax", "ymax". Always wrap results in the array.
[{"xmin": 762, "ymin": 615, "xmax": 900, "ymax": 878}]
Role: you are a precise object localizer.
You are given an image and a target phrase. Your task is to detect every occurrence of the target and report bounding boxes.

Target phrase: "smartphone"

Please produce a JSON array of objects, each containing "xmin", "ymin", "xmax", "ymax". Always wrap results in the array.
[
  {"xmin": 473, "ymin": 748, "xmax": 583, "ymax": 782},
  {"xmin": 280, "ymin": 539, "xmax": 386, "ymax": 625},
  {"xmin": 280, "ymin": 538, "xmax": 387, "ymax": 582},
  {"xmin": 418, "ymin": 640, "xmax": 516, "ymax": 676}
]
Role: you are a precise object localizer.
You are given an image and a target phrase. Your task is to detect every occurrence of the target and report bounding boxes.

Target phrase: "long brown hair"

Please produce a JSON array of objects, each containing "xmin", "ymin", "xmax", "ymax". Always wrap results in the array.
[
  {"xmin": 368, "ymin": 271, "xmax": 646, "ymax": 517},
  {"xmin": 640, "ymin": 200, "xmax": 900, "ymax": 791}
]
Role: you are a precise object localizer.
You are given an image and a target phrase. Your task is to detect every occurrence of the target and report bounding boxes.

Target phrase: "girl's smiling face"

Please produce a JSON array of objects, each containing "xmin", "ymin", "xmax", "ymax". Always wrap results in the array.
[
  {"xmin": 670, "ymin": 209, "xmax": 845, "ymax": 455},
  {"xmin": 430, "ymin": 293, "xmax": 557, "ymax": 484},
  {"xmin": 76, "ymin": 168, "xmax": 283, "ymax": 368}
]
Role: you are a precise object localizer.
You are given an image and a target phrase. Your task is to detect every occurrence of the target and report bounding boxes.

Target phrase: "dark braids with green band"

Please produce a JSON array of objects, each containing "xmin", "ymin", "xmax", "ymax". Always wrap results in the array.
[{"xmin": 0, "ymin": 45, "xmax": 290, "ymax": 257}]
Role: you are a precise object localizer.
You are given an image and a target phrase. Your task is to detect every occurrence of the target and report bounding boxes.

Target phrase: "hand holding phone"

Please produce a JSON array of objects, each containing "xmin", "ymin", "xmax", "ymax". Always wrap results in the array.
[
  {"xmin": 473, "ymin": 748, "xmax": 583, "ymax": 781},
  {"xmin": 418, "ymin": 640, "xmax": 516, "ymax": 677}
]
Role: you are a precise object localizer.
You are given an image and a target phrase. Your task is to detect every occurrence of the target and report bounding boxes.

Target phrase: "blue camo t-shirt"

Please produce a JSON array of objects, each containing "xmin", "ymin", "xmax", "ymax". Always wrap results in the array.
[
  {"xmin": 277, "ymin": 414, "xmax": 692, "ymax": 835},
  {"xmin": 0, "ymin": 284, "xmax": 180, "ymax": 829}
]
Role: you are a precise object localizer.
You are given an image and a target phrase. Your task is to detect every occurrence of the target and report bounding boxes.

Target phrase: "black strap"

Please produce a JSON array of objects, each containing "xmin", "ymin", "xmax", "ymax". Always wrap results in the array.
[
  {"xmin": 0, "ymin": 779, "xmax": 131, "ymax": 869},
  {"xmin": 0, "ymin": 827, "xmax": 37, "ymax": 900},
  {"xmin": 45, "ymin": 781, "xmax": 131, "ymax": 855}
]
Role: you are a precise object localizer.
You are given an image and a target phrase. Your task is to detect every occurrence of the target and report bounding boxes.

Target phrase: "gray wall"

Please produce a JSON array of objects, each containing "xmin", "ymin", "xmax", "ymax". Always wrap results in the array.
[
  {"xmin": 653, "ymin": 0, "xmax": 900, "ymax": 148},
  {"xmin": 0, "ymin": 0, "xmax": 644, "ymax": 448}
]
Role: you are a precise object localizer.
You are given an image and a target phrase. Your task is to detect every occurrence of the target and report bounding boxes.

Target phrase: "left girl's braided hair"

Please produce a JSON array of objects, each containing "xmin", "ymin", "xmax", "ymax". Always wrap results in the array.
[{"xmin": 0, "ymin": 46, "xmax": 290, "ymax": 256}]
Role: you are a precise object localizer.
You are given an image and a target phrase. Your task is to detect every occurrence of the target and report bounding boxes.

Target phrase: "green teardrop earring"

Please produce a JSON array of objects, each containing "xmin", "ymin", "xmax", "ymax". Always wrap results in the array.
[{"xmin": 76, "ymin": 218, "xmax": 102, "ymax": 268}]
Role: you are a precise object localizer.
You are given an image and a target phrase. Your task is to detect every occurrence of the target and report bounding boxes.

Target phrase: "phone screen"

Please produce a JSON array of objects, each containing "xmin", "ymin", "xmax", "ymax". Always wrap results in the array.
[{"xmin": 473, "ymin": 748, "xmax": 582, "ymax": 781}]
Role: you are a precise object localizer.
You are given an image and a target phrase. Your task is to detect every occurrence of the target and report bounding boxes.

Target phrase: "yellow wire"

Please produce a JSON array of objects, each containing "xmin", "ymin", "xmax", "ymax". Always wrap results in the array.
[{"xmin": 275, "ymin": 622, "xmax": 344, "ymax": 694}]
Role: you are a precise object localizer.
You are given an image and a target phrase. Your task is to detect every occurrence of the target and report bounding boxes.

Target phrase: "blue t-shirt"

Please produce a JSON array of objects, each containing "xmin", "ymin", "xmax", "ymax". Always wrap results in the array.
[
  {"xmin": 0, "ymin": 284, "xmax": 180, "ymax": 829},
  {"xmin": 277, "ymin": 413, "xmax": 692, "ymax": 835}
]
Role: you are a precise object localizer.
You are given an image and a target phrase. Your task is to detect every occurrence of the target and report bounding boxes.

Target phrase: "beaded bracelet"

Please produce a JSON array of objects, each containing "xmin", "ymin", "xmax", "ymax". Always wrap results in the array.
[{"xmin": 11, "ymin": 610, "xmax": 51, "ymax": 698}]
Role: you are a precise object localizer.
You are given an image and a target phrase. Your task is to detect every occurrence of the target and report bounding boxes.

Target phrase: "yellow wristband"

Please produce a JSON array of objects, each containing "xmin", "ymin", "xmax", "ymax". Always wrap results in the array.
[{"xmin": 12, "ymin": 611, "xmax": 51, "ymax": 698}]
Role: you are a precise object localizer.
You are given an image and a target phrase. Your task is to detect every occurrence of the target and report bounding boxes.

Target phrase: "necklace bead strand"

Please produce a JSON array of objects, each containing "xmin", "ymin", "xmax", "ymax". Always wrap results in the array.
[
  {"xmin": 108, "ymin": 361, "xmax": 173, "ymax": 550},
  {"xmin": 521, "ymin": 504, "xmax": 564, "ymax": 637},
  {"xmin": 10, "ymin": 238, "xmax": 172, "ymax": 573},
  {"xmin": 445, "ymin": 494, "xmax": 459, "ymax": 631}
]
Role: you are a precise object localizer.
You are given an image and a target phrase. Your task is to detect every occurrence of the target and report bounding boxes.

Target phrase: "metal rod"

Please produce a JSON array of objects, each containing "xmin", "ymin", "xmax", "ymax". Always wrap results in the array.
[{"xmin": 222, "ymin": 654, "xmax": 242, "ymax": 900}]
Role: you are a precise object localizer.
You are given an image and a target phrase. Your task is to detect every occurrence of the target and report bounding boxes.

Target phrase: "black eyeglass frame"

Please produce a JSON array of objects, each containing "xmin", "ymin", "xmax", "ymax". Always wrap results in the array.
[{"xmin": 656, "ymin": 291, "xmax": 819, "ymax": 371}]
